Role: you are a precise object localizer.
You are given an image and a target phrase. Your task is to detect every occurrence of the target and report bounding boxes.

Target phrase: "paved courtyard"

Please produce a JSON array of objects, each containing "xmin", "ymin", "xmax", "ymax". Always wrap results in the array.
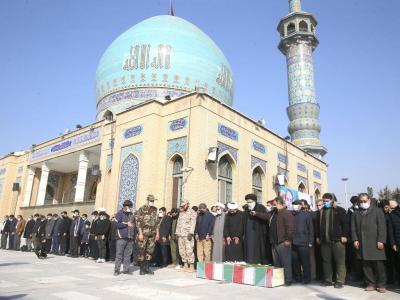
[{"xmin": 0, "ymin": 249, "xmax": 398, "ymax": 300}]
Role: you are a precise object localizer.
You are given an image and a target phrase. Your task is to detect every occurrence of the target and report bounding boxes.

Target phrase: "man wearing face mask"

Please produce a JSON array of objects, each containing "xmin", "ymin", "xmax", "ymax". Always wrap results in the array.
[
  {"xmin": 315, "ymin": 193, "xmax": 349, "ymax": 288},
  {"xmin": 157, "ymin": 207, "xmax": 172, "ymax": 268},
  {"xmin": 88, "ymin": 211, "xmax": 99, "ymax": 260},
  {"xmin": 352, "ymin": 193, "xmax": 387, "ymax": 293},
  {"xmin": 212, "ymin": 203, "xmax": 226, "ymax": 263},
  {"xmin": 346, "ymin": 196, "xmax": 362, "ymax": 282},
  {"xmin": 14, "ymin": 215, "xmax": 26, "ymax": 251},
  {"xmin": 136, "ymin": 194, "xmax": 160, "ymax": 275},
  {"xmin": 31, "ymin": 214, "xmax": 41, "ymax": 251},
  {"xmin": 243, "ymin": 193, "xmax": 269, "ymax": 265},
  {"xmin": 1, "ymin": 215, "xmax": 10, "ymax": 249},
  {"xmin": 223, "ymin": 203, "xmax": 244, "ymax": 262},
  {"xmin": 58, "ymin": 211, "xmax": 71, "ymax": 255},
  {"xmin": 23, "ymin": 215, "xmax": 35, "ymax": 252},
  {"xmin": 195, "ymin": 203, "xmax": 215, "ymax": 262},
  {"xmin": 114, "ymin": 200, "xmax": 136, "ymax": 276},
  {"xmin": 41, "ymin": 213, "xmax": 55, "ymax": 253},
  {"xmin": 168, "ymin": 208, "xmax": 181, "ymax": 269},
  {"xmin": 95, "ymin": 211, "xmax": 111, "ymax": 263},
  {"xmin": 176, "ymin": 200, "xmax": 197, "ymax": 272},
  {"xmin": 68, "ymin": 209, "xmax": 84, "ymax": 258},
  {"xmin": 291, "ymin": 200, "xmax": 313, "ymax": 284}
]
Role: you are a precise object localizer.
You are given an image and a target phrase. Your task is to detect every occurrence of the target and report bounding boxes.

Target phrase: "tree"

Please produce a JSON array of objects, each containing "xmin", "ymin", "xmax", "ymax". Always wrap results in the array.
[
  {"xmin": 393, "ymin": 187, "xmax": 400, "ymax": 200},
  {"xmin": 378, "ymin": 186, "xmax": 392, "ymax": 200},
  {"xmin": 367, "ymin": 186, "xmax": 374, "ymax": 198}
]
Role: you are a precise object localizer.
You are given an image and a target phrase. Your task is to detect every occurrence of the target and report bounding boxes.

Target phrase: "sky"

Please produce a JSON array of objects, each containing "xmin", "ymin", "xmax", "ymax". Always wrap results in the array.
[{"xmin": 0, "ymin": 0, "xmax": 399, "ymax": 202}]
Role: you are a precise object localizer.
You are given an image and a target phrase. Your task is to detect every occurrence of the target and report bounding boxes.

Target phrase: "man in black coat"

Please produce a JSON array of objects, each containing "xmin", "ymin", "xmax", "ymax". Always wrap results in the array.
[
  {"xmin": 292, "ymin": 200, "xmax": 314, "ymax": 284},
  {"xmin": 8, "ymin": 215, "xmax": 17, "ymax": 250},
  {"xmin": 31, "ymin": 214, "xmax": 41, "ymax": 250},
  {"xmin": 94, "ymin": 211, "xmax": 111, "ymax": 263},
  {"xmin": 315, "ymin": 193, "xmax": 349, "ymax": 288},
  {"xmin": 157, "ymin": 207, "xmax": 172, "ymax": 268},
  {"xmin": 352, "ymin": 193, "xmax": 387, "ymax": 293},
  {"xmin": 59, "ymin": 211, "xmax": 71, "ymax": 255},
  {"xmin": 23, "ymin": 215, "xmax": 35, "ymax": 251},
  {"xmin": 387, "ymin": 199, "xmax": 400, "ymax": 286},
  {"xmin": 242, "ymin": 193, "xmax": 269, "ymax": 265},
  {"xmin": 51, "ymin": 214, "xmax": 62, "ymax": 254},
  {"xmin": 1, "ymin": 215, "xmax": 10, "ymax": 249},
  {"xmin": 88, "ymin": 211, "xmax": 99, "ymax": 259},
  {"xmin": 223, "ymin": 203, "xmax": 244, "ymax": 262},
  {"xmin": 69, "ymin": 209, "xmax": 84, "ymax": 258}
]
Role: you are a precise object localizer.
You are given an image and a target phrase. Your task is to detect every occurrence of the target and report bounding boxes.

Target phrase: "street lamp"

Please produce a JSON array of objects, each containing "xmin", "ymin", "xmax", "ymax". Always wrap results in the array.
[{"xmin": 341, "ymin": 178, "xmax": 349, "ymax": 208}]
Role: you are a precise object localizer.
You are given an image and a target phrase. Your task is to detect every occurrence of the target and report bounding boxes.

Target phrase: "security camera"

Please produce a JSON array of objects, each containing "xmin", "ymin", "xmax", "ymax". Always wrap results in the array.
[{"xmin": 180, "ymin": 166, "xmax": 194, "ymax": 173}]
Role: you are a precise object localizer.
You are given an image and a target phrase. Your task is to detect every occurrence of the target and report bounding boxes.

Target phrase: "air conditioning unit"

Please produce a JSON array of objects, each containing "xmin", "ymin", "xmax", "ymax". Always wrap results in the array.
[
  {"xmin": 12, "ymin": 182, "xmax": 20, "ymax": 192},
  {"xmin": 277, "ymin": 174, "xmax": 286, "ymax": 186},
  {"xmin": 207, "ymin": 147, "xmax": 219, "ymax": 163}
]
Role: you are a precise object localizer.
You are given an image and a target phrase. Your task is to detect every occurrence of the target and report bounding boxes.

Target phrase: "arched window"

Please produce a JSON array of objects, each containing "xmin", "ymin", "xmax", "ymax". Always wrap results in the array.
[
  {"xmin": 298, "ymin": 182, "xmax": 306, "ymax": 193},
  {"xmin": 103, "ymin": 110, "xmax": 114, "ymax": 121},
  {"xmin": 287, "ymin": 23, "xmax": 295, "ymax": 35},
  {"xmin": 299, "ymin": 21, "xmax": 308, "ymax": 32},
  {"xmin": 172, "ymin": 156, "xmax": 184, "ymax": 208},
  {"xmin": 314, "ymin": 189, "xmax": 321, "ymax": 201},
  {"xmin": 311, "ymin": 24, "xmax": 315, "ymax": 32},
  {"xmin": 218, "ymin": 156, "xmax": 233, "ymax": 204},
  {"xmin": 252, "ymin": 168, "xmax": 263, "ymax": 203},
  {"xmin": 88, "ymin": 180, "xmax": 98, "ymax": 202}
]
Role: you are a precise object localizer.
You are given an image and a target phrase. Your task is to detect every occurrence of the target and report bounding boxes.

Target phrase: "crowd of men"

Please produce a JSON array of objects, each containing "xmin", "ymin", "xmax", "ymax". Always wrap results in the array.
[{"xmin": 1, "ymin": 193, "xmax": 399, "ymax": 294}]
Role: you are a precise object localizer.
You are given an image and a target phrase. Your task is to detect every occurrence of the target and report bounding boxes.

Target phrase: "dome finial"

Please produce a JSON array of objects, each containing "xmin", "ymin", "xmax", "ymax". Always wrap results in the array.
[
  {"xmin": 289, "ymin": 0, "xmax": 302, "ymax": 13},
  {"xmin": 169, "ymin": 0, "xmax": 175, "ymax": 16}
]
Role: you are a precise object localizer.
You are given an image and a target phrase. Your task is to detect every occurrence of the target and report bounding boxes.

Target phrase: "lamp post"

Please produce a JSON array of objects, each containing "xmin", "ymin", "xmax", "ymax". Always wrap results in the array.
[{"xmin": 341, "ymin": 178, "xmax": 349, "ymax": 208}]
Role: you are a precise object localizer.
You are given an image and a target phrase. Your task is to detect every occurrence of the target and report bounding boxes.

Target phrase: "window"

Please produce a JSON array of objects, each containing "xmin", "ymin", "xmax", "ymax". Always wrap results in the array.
[
  {"xmin": 298, "ymin": 182, "xmax": 306, "ymax": 193},
  {"xmin": 172, "ymin": 156, "xmax": 183, "ymax": 208},
  {"xmin": 314, "ymin": 189, "xmax": 321, "ymax": 200},
  {"xmin": 287, "ymin": 23, "xmax": 295, "ymax": 35},
  {"xmin": 103, "ymin": 110, "xmax": 114, "ymax": 121},
  {"xmin": 252, "ymin": 168, "xmax": 263, "ymax": 203},
  {"xmin": 44, "ymin": 185, "xmax": 55, "ymax": 205},
  {"xmin": 218, "ymin": 156, "xmax": 233, "ymax": 204},
  {"xmin": 299, "ymin": 21, "xmax": 308, "ymax": 32}
]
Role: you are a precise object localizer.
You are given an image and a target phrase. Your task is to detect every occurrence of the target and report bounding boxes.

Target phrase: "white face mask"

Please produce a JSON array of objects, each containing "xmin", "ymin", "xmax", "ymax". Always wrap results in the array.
[
  {"xmin": 248, "ymin": 202, "xmax": 256, "ymax": 210},
  {"xmin": 353, "ymin": 205, "xmax": 359, "ymax": 209},
  {"xmin": 148, "ymin": 201, "xmax": 155, "ymax": 206},
  {"xmin": 360, "ymin": 202, "xmax": 370, "ymax": 210},
  {"xmin": 266, "ymin": 207, "xmax": 272, "ymax": 212},
  {"xmin": 293, "ymin": 205, "xmax": 301, "ymax": 212},
  {"xmin": 211, "ymin": 212, "xmax": 218, "ymax": 216},
  {"xmin": 158, "ymin": 212, "xmax": 164, "ymax": 218},
  {"xmin": 125, "ymin": 208, "xmax": 131, "ymax": 213}
]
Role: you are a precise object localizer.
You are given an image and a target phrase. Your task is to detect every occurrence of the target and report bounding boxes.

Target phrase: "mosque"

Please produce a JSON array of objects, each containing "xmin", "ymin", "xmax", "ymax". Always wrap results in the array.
[{"xmin": 0, "ymin": 0, "xmax": 328, "ymax": 217}]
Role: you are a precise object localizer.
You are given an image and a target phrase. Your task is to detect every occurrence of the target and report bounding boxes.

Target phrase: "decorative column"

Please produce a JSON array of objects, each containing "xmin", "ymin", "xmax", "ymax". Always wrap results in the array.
[
  {"xmin": 277, "ymin": 0, "xmax": 327, "ymax": 159},
  {"xmin": 75, "ymin": 152, "xmax": 89, "ymax": 202},
  {"xmin": 36, "ymin": 164, "xmax": 49, "ymax": 206},
  {"xmin": 22, "ymin": 167, "xmax": 35, "ymax": 207}
]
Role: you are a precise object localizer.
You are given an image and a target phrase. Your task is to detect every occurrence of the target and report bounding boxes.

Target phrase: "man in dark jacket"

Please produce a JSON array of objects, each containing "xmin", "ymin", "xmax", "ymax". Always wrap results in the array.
[
  {"xmin": 114, "ymin": 200, "xmax": 136, "ymax": 276},
  {"xmin": 315, "ymin": 193, "xmax": 349, "ymax": 288},
  {"xmin": 346, "ymin": 196, "xmax": 363, "ymax": 282},
  {"xmin": 95, "ymin": 211, "xmax": 111, "ymax": 263},
  {"xmin": 42, "ymin": 213, "xmax": 55, "ymax": 253},
  {"xmin": 31, "ymin": 214, "xmax": 41, "ymax": 250},
  {"xmin": 352, "ymin": 193, "xmax": 387, "ymax": 293},
  {"xmin": 23, "ymin": 215, "xmax": 35, "ymax": 251},
  {"xmin": 1, "ymin": 215, "xmax": 10, "ymax": 249},
  {"xmin": 68, "ymin": 209, "xmax": 84, "ymax": 258},
  {"xmin": 88, "ymin": 211, "xmax": 99, "ymax": 259},
  {"xmin": 167, "ymin": 208, "xmax": 180, "ymax": 269},
  {"xmin": 243, "ymin": 193, "xmax": 269, "ymax": 265},
  {"xmin": 387, "ymin": 200, "xmax": 400, "ymax": 286},
  {"xmin": 8, "ymin": 215, "xmax": 17, "ymax": 250},
  {"xmin": 224, "ymin": 203, "xmax": 244, "ymax": 262},
  {"xmin": 51, "ymin": 214, "xmax": 62, "ymax": 254},
  {"xmin": 59, "ymin": 211, "xmax": 71, "ymax": 255},
  {"xmin": 158, "ymin": 207, "xmax": 172, "ymax": 267},
  {"xmin": 292, "ymin": 200, "xmax": 313, "ymax": 284},
  {"xmin": 253, "ymin": 197, "xmax": 294, "ymax": 285},
  {"xmin": 195, "ymin": 203, "xmax": 214, "ymax": 262}
]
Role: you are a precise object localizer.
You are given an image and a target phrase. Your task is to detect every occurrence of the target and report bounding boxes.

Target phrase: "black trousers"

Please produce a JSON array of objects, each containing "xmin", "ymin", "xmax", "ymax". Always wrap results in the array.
[
  {"xmin": 109, "ymin": 239, "xmax": 116, "ymax": 260},
  {"xmin": 292, "ymin": 244, "xmax": 311, "ymax": 283},
  {"xmin": 362, "ymin": 260, "xmax": 386, "ymax": 288},
  {"xmin": 89, "ymin": 235, "xmax": 99, "ymax": 258},
  {"xmin": 69, "ymin": 236, "xmax": 79, "ymax": 257},
  {"xmin": 272, "ymin": 243, "xmax": 292, "ymax": 283},
  {"xmin": 159, "ymin": 243, "xmax": 170, "ymax": 267},
  {"xmin": 97, "ymin": 238, "xmax": 107, "ymax": 259},
  {"xmin": 8, "ymin": 234, "xmax": 15, "ymax": 249},
  {"xmin": 43, "ymin": 239, "xmax": 52, "ymax": 253},
  {"xmin": 60, "ymin": 235, "xmax": 69, "ymax": 254}
]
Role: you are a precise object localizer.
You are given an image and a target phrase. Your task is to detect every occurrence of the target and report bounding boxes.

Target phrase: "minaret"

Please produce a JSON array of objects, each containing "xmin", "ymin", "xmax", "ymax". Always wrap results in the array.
[{"xmin": 278, "ymin": 0, "xmax": 327, "ymax": 159}]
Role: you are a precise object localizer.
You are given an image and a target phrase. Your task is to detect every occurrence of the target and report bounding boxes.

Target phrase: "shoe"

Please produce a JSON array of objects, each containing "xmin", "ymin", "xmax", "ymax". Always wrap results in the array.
[
  {"xmin": 376, "ymin": 288, "xmax": 386, "ymax": 293},
  {"xmin": 322, "ymin": 281, "xmax": 333, "ymax": 286},
  {"xmin": 114, "ymin": 271, "xmax": 120, "ymax": 276},
  {"xmin": 187, "ymin": 264, "xmax": 195, "ymax": 273},
  {"xmin": 183, "ymin": 263, "xmax": 189, "ymax": 272},
  {"xmin": 175, "ymin": 265, "xmax": 182, "ymax": 270},
  {"xmin": 284, "ymin": 281, "xmax": 292, "ymax": 286},
  {"xmin": 139, "ymin": 262, "xmax": 146, "ymax": 275},
  {"xmin": 334, "ymin": 283, "xmax": 343, "ymax": 289},
  {"xmin": 145, "ymin": 261, "xmax": 154, "ymax": 275},
  {"xmin": 122, "ymin": 271, "xmax": 133, "ymax": 275},
  {"xmin": 365, "ymin": 285, "xmax": 375, "ymax": 291}
]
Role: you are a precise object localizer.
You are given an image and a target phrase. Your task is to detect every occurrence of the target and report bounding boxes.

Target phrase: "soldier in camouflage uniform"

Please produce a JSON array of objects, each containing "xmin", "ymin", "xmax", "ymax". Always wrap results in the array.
[
  {"xmin": 176, "ymin": 200, "xmax": 197, "ymax": 272},
  {"xmin": 136, "ymin": 194, "xmax": 160, "ymax": 275}
]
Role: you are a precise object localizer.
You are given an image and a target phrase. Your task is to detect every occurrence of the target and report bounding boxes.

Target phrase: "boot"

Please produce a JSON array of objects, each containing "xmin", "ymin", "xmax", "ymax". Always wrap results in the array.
[
  {"xmin": 145, "ymin": 261, "xmax": 154, "ymax": 275},
  {"xmin": 139, "ymin": 261, "xmax": 146, "ymax": 275},
  {"xmin": 188, "ymin": 264, "xmax": 195, "ymax": 273},
  {"xmin": 183, "ymin": 263, "xmax": 189, "ymax": 272}
]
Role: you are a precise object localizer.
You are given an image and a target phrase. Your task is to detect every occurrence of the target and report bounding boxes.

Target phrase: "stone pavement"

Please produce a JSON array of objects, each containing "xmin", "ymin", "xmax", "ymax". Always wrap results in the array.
[{"xmin": 0, "ymin": 249, "xmax": 398, "ymax": 300}]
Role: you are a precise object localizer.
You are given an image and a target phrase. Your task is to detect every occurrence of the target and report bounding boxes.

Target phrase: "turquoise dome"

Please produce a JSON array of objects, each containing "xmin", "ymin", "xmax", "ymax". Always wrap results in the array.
[{"xmin": 95, "ymin": 15, "xmax": 234, "ymax": 120}]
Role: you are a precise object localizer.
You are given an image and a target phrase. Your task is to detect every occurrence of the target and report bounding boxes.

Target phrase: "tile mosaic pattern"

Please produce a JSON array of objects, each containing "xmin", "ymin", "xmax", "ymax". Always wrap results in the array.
[
  {"xmin": 106, "ymin": 155, "xmax": 113, "ymax": 170},
  {"xmin": 278, "ymin": 153, "xmax": 288, "ymax": 164},
  {"xmin": 169, "ymin": 117, "xmax": 188, "ymax": 132},
  {"xmin": 297, "ymin": 175, "xmax": 308, "ymax": 186},
  {"xmin": 123, "ymin": 125, "xmax": 143, "ymax": 139},
  {"xmin": 314, "ymin": 182, "xmax": 322, "ymax": 192},
  {"xmin": 118, "ymin": 154, "xmax": 139, "ymax": 209},
  {"xmin": 218, "ymin": 123, "xmax": 238, "ymax": 141},
  {"xmin": 297, "ymin": 162, "xmax": 307, "ymax": 173},
  {"xmin": 251, "ymin": 156, "xmax": 267, "ymax": 173},
  {"xmin": 121, "ymin": 143, "xmax": 143, "ymax": 161},
  {"xmin": 217, "ymin": 141, "xmax": 238, "ymax": 162},
  {"xmin": 313, "ymin": 170, "xmax": 321, "ymax": 179},
  {"xmin": 252, "ymin": 139, "xmax": 266, "ymax": 154},
  {"xmin": 167, "ymin": 137, "xmax": 187, "ymax": 159}
]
